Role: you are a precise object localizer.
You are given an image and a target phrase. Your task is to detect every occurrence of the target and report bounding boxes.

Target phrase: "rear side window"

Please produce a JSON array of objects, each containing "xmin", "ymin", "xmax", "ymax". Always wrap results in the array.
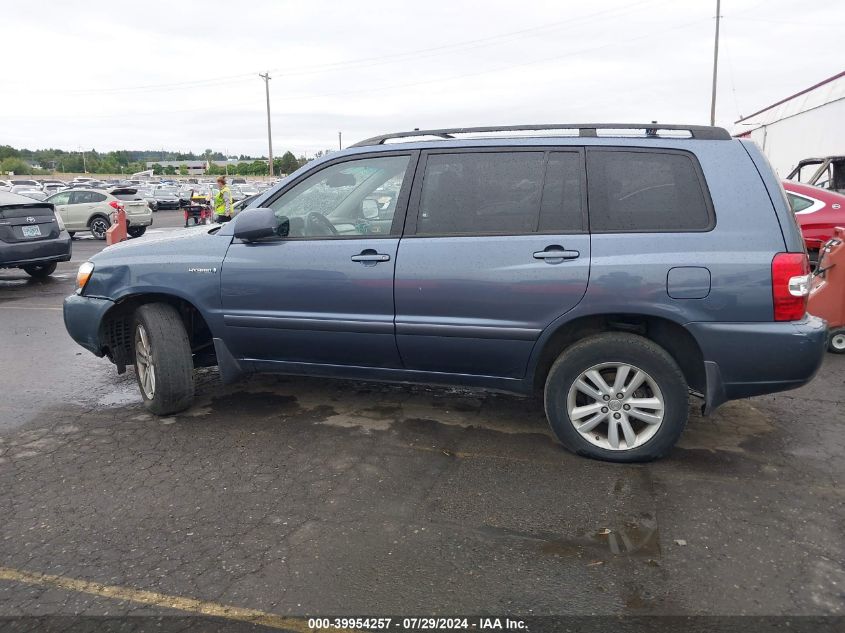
[
  {"xmin": 416, "ymin": 151, "xmax": 584, "ymax": 235},
  {"xmin": 587, "ymin": 149, "xmax": 713, "ymax": 232},
  {"xmin": 786, "ymin": 192, "xmax": 814, "ymax": 213}
]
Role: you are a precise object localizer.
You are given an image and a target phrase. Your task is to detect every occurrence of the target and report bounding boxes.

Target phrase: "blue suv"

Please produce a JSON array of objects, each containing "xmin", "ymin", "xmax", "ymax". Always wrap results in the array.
[{"xmin": 63, "ymin": 124, "xmax": 827, "ymax": 462}]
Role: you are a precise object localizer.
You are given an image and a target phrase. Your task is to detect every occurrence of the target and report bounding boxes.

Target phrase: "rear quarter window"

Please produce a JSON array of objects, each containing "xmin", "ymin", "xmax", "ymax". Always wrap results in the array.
[
  {"xmin": 786, "ymin": 192, "xmax": 814, "ymax": 213},
  {"xmin": 587, "ymin": 149, "xmax": 714, "ymax": 232}
]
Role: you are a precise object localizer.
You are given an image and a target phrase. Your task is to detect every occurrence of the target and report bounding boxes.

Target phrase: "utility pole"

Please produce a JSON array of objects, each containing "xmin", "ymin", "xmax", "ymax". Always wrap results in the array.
[
  {"xmin": 709, "ymin": 0, "xmax": 721, "ymax": 126},
  {"xmin": 338, "ymin": 131, "xmax": 342, "ymax": 150},
  {"xmin": 259, "ymin": 72, "xmax": 274, "ymax": 176}
]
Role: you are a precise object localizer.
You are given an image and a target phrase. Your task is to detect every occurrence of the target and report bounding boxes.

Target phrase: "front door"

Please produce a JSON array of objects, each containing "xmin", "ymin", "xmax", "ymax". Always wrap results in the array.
[
  {"xmin": 47, "ymin": 191, "xmax": 72, "ymax": 228},
  {"xmin": 394, "ymin": 149, "xmax": 591, "ymax": 379},
  {"xmin": 220, "ymin": 153, "xmax": 416, "ymax": 368}
]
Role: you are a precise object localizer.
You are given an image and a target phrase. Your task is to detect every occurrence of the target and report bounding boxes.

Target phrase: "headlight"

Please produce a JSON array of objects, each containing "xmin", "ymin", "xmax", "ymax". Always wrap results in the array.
[
  {"xmin": 76, "ymin": 261, "xmax": 94, "ymax": 294},
  {"xmin": 54, "ymin": 210, "xmax": 65, "ymax": 231}
]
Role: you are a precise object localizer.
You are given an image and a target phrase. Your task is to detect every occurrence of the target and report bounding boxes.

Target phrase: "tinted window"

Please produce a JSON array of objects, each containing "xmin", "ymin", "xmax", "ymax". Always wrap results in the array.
[
  {"xmin": 587, "ymin": 150, "xmax": 712, "ymax": 232},
  {"xmin": 787, "ymin": 192, "xmax": 814, "ymax": 213},
  {"xmin": 540, "ymin": 152, "xmax": 585, "ymax": 232},
  {"xmin": 417, "ymin": 152, "xmax": 544, "ymax": 235}
]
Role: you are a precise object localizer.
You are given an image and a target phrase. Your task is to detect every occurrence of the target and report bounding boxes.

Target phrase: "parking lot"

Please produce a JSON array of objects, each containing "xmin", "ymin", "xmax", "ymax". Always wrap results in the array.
[{"xmin": 1, "ymin": 209, "xmax": 844, "ymax": 626}]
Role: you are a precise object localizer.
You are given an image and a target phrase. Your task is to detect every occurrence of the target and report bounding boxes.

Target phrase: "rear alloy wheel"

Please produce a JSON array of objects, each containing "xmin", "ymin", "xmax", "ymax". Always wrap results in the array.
[
  {"xmin": 127, "ymin": 226, "xmax": 147, "ymax": 238},
  {"xmin": 545, "ymin": 333, "xmax": 689, "ymax": 462},
  {"xmin": 828, "ymin": 328, "xmax": 845, "ymax": 354},
  {"xmin": 89, "ymin": 216, "xmax": 110, "ymax": 240},
  {"xmin": 22, "ymin": 262, "xmax": 57, "ymax": 278},
  {"xmin": 133, "ymin": 303, "xmax": 195, "ymax": 415}
]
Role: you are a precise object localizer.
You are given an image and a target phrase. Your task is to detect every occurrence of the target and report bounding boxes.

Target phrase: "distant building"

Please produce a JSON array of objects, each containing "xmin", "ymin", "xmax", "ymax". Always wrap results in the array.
[
  {"xmin": 145, "ymin": 159, "xmax": 265, "ymax": 175},
  {"xmin": 734, "ymin": 71, "xmax": 844, "ymax": 176}
]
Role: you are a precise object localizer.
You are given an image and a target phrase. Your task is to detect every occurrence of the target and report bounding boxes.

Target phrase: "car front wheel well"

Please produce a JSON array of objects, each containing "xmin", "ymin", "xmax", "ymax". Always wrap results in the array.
[
  {"xmin": 99, "ymin": 294, "xmax": 215, "ymax": 371},
  {"xmin": 532, "ymin": 314, "xmax": 706, "ymax": 396}
]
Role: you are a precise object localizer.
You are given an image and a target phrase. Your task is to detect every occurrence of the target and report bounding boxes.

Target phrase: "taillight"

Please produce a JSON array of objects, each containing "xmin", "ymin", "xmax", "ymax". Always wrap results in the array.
[
  {"xmin": 109, "ymin": 200, "xmax": 124, "ymax": 211},
  {"xmin": 772, "ymin": 252, "xmax": 811, "ymax": 321}
]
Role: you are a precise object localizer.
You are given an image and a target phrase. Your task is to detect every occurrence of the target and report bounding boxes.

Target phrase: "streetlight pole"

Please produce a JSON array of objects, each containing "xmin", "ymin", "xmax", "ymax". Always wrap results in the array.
[
  {"xmin": 338, "ymin": 131, "xmax": 342, "ymax": 151},
  {"xmin": 709, "ymin": 0, "xmax": 721, "ymax": 126},
  {"xmin": 259, "ymin": 72, "xmax": 274, "ymax": 177}
]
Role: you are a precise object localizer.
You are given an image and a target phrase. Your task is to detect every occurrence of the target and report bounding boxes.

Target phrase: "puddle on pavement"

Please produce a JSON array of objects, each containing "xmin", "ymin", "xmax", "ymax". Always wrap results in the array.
[
  {"xmin": 538, "ymin": 516, "xmax": 661, "ymax": 560},
  {"xmin": 680, "ymin": 400, "xmax": 774, "ymax": 453},
  {"xmin": 185, "ymin": 374, "xmax": 549, "ymax": 437}
]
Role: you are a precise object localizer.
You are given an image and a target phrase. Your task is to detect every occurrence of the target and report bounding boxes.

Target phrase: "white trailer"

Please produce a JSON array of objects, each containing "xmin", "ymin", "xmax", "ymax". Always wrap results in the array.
[{"xmin": 734, "ymin": 71, "xmax": 844, "ymax": 177}]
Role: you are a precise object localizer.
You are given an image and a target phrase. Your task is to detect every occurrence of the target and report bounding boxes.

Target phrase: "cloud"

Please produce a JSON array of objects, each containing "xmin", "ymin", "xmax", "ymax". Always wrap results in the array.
[{"xmin": 2, "ymin": 0, "xmax": 843, "ymax": 155}]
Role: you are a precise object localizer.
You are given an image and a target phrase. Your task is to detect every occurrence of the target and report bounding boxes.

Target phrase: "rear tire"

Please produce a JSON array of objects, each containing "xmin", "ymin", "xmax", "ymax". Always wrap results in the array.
[
  {"xmin": 128, "ymin": 226, "xmax": 146, "ymax": 238},
  {"xmin": 22, "ymin": 262, "xmax": 57, "ymax": 278},
  {"xmin": 828, "ymin": 328, "xmax": 845, "ymax": 354},
  {"xmin": 132, "ymin": 303, "xmax": 195, "ymax": 415},
  {"xmin": 89, "ymin": 215, "xmax": 110, "ymax": 240},
  {"xmin": 544, "ymin": 333, "xmax": 689, "ymax": 463}
]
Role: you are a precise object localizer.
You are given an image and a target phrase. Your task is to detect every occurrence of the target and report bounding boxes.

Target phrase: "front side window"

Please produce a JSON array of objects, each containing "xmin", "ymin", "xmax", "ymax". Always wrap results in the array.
[
  {"xmin": 69, "ymin": 191, "xmax": 91, "ymax": 204},
  {"xmin": 48, "ymin": 192, "xmax": 71, "ymax": 205},
  {"xmin": 587, "ymin": 150, "xmax": 713, "ymax": 232},
  {"xmin": 269, "ymin": 155, "xmax": 411, "ymax": 238}
]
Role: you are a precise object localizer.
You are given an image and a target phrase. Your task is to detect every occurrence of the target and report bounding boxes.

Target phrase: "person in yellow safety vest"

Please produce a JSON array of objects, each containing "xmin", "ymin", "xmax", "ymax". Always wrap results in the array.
[{"xmin": 214, "ymin": 176, "xmax": 233, "ymax": 223}]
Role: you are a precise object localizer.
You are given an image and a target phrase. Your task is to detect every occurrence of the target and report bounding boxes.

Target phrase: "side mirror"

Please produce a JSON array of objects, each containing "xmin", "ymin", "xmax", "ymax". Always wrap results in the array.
[{"xmin": 233, "ymin": 207, "xmax": 285, "ymax": 242}]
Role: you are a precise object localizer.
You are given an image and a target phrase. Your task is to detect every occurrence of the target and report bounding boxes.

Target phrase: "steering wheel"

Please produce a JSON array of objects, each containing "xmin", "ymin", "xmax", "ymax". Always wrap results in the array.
[{"xmin": 304, "ymin": 212, "xmax": 338, "ymax": 237}]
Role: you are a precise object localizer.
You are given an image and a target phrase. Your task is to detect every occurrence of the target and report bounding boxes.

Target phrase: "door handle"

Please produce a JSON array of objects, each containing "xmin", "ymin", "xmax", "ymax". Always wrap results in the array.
[
  {"xmin": 533, "ymin": 247, "xmax": 580, "ymax": 260},
  {"xmin": 351, "ymin": 251, "xmax": 390, "ymax": 263}
]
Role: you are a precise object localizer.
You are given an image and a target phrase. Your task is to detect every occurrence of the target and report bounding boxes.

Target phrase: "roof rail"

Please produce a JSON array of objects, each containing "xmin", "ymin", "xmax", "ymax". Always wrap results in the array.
[{"xmin": 351, "ymin": 123, "xmax": 732, "ymax": 147}]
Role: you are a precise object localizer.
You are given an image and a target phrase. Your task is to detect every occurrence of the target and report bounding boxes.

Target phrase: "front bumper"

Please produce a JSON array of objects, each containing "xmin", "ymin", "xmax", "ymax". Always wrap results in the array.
[
  {"xmin": 0, "ymin": 232, "xmax": 72, "ymax": 268},
  {"xmin": 688, "ymin": 315, "xmax": 827, "ymax": 414},
  {"xmin": 63, "ymin": 293, "xmax": 114, "ymax": 356}
]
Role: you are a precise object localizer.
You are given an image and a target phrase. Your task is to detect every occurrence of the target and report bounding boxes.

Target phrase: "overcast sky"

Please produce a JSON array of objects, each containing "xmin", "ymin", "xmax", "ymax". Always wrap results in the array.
[{"xmin": 2, "ymin": 0, "xmax": 843, "ymax": 157}]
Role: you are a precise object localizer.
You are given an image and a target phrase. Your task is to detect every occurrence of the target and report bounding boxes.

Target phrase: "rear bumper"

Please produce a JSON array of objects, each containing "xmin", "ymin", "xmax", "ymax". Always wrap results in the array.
[
  {"xmin": 63, "ymin": 294, "xmax": 114, "ymax": 356},
  {"xmin": 688, "ymin": 316, "xmax": 827, "ymax": 413},
  {"xmin": 0, "ymin": 232, "xmax": 72, "ymax": 268},
  {"xmin": 126, "ymin": 213, "xmax": 153, "ymax": 227}
]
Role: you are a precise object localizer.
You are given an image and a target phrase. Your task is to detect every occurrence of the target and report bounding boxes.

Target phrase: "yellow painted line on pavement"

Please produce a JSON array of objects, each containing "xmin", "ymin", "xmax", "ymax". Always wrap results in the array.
[
  {"xmin": 0, "ymin": 566, "xmax": 328, "ymax": 632},
  {"xmin": 0, "ymin": 305, "xmax": 62, "ymax": 311}
]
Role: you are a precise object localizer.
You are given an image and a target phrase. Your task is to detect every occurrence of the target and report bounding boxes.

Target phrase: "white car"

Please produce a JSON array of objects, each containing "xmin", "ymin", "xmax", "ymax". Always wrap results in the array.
[
  {"xmin": 46, "ymin": 188, "xmax": 153, "ymax": 239},
  {"xmin": 9, "ymin": 185, "xmax": 47, "ymax": 201}
]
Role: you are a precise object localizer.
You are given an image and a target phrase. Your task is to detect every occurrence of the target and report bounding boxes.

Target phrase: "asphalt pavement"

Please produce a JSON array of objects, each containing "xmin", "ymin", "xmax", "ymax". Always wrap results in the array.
[{"xmin": 1, "ymin": 209, "xmax": 843, "ymax": 625}]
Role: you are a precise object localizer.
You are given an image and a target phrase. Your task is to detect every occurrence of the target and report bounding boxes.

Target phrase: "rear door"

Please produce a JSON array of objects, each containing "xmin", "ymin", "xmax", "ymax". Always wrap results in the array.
[
  {"xmin": 394, "ymin": 148, "xmax": 590, "ymax": 378},
  {"xmin": 66, "ymin": 191, "xmax": 98, "ymax": 229}
]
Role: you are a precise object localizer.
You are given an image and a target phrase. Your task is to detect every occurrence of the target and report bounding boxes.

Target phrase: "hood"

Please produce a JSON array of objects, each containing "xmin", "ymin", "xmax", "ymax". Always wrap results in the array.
[{"xmin": 91, "ymin": 227, "xmax": 229, "ymax": 262}]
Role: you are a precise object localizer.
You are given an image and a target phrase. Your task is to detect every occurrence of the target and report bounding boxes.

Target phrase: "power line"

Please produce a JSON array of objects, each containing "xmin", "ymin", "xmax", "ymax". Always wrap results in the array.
[{"xmin": 34, "ymin": 0, "xmax": 661, "ymax": 96}]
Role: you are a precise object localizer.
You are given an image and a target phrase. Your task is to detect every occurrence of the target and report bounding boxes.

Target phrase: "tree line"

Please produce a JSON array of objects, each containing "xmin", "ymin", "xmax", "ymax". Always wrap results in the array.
[{"xmin": 0, "ymin": 145, "xmax": 331, "ymax": 176}]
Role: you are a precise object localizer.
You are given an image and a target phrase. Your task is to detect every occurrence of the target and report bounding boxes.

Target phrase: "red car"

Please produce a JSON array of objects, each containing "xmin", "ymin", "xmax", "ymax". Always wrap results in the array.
[{"xmin": 782, "ymin": 180, "xmax": 845, "ymax": 261}]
